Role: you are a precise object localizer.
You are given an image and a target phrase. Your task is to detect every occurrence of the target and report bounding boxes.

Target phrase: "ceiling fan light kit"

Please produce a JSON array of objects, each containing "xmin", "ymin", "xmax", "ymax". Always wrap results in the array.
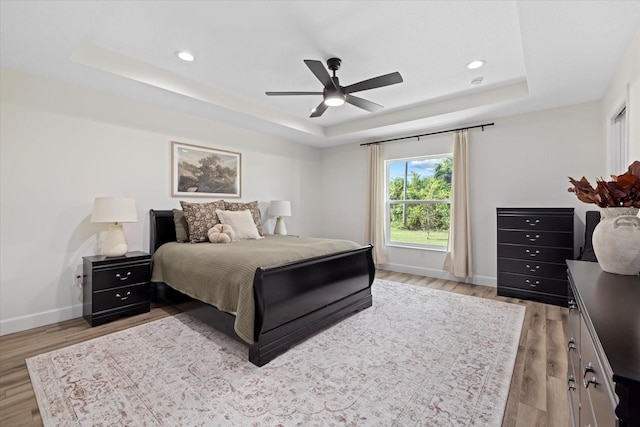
[
  {"xmin": 266, "ymin": 57, "xmax": 403, "ymax": 117},
  {"xmin": 324, "ymin": 92, "xmax": 345, "ymax": 106}
]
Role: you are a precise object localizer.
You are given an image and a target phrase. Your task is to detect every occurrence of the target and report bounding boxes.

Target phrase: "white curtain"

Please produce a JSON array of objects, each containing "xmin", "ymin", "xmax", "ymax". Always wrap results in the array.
[
  {"xmin": 367, "ymin": 144, "xmax": 387, "ymax": 265},
  {"xmin": 443, "ymin": 130, "xmax": 472, "ymax": 278}
]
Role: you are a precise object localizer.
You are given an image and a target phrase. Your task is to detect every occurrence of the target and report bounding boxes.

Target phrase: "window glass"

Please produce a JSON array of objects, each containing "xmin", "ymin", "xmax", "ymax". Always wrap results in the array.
[{"xmin": 386, "ymin": 155, "xmax": 452, "ymax": 249}]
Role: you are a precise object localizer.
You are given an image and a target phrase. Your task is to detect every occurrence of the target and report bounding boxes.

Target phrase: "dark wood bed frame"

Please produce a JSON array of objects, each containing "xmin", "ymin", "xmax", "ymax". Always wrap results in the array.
[{"xmin": 149, "ymin": 209, "xmax": 375, "ymax": 366}]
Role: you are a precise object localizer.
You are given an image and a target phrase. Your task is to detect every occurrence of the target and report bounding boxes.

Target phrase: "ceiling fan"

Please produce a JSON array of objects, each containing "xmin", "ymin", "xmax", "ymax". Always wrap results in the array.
[{"xmin": 265, "ymin": 58, "xmax": 403, "ymax": 117}]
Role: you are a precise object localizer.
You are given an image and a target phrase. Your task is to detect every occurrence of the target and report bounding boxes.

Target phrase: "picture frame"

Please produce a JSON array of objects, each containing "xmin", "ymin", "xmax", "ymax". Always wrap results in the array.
[{"xmin": 171, "ymin": 141, "xmax": 241, "ymax": 198}]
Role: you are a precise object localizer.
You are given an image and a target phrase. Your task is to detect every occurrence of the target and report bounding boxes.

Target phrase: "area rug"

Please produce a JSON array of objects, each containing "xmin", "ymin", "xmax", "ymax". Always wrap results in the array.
[{"xmin": 27, "ymin": 280, "xmax": 525, "ymax": 426}]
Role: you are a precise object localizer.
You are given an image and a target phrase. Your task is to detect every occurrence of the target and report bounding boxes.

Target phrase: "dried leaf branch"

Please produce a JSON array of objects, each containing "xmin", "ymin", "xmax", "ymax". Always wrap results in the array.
[{"xmin": 568, "ymin": 160, "xmax": 640, "ymax": 208}]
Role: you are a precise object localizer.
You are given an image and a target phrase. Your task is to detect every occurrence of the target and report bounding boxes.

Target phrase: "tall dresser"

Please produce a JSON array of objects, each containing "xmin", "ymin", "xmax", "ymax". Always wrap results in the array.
[{"xmin": 496, "ymin": 207, "xmax": 574, "ymax": 306}]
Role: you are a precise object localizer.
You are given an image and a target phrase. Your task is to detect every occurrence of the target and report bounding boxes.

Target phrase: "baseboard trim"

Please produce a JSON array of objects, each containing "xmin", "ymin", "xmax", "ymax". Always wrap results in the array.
[
  {"xmin": 379, "ymin": 263, "xmax": 496, "ymax": 288},
  {"xmin": 0, "ymin": 304, "xmax": 83, "ymax": 336}
]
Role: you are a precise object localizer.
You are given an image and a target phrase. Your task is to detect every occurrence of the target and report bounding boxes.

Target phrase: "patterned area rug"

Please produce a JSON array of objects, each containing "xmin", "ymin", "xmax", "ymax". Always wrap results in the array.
[{"xmin": 27, "ymin": 280, "xmax": 525, "ymax": 426}]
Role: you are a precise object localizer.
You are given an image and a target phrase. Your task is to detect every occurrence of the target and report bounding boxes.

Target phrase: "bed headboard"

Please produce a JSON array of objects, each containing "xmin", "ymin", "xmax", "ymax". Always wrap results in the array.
[{"xmin": 149, "ymin": 209, "xmax": 177, "ymax": 254}]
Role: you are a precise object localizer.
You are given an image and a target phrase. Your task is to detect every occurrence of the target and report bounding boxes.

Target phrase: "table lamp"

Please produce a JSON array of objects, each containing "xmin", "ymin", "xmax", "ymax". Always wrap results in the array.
[
  {"xmin": 91, "ymin": 197, "xmax": 138, "ymax": 256},
  {"xmin": 269, "ymin": 200, "xmax": 291, "ymax": 235}
]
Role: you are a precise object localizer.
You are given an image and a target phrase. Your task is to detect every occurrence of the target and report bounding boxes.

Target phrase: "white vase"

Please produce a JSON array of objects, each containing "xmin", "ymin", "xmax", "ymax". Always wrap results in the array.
[{"xmin": 592, "ymin": 207, "xmax": 640, "ymax": 275}]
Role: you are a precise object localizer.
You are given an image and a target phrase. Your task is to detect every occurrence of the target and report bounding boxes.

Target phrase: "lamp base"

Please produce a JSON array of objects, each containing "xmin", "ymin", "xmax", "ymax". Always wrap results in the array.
[
  {"xmin": 274, "ymin": 217, "xmax": 287, "ymax": 236},
  {"xmin": 103, "ymin": 223, "xmax": 129, "ymax": 257}
]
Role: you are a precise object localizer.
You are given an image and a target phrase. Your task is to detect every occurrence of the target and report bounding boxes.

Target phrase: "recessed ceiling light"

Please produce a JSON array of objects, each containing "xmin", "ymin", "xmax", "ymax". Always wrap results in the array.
[
  {"xmin": 176, "ymin": 51, "xmax": 195, "ymax": 62},
  {"xmin": 470, "ymin": 77, "xmax": 484, "ymax": 85},
  {"xmin": 467, "ymin": 60, "xmax": 485, "ymax": 70}
]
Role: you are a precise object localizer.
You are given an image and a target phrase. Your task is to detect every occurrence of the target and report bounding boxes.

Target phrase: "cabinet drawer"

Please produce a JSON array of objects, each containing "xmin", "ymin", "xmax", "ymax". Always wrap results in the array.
[
  {"xmin": 497, "ymin": 214, "xmax": 573, "ymax": 231},
  {"xmin": 93, "ymin": 283, "xmax": 150, "ymax": 313},
  {"xmin": 498, "ymin": 272, "xmax": 568, "ymax": 295},
  {"xmin": 497, "ymin": 244, "xmax": 573, "ymax": 263},
  {"xmin": 497, "ymin": 230, "xmax": 573, "ymax": 247},
  {"xmin": 93, "ymin": 263, "xmax": 150, "ymax": 290},
  {"xmin": 497, "ymin": 258, "xmax": 568, "ymax": 279}
]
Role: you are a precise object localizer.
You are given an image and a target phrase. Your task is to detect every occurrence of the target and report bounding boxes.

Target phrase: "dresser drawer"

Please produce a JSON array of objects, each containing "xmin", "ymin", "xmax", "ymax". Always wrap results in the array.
[
  {"xmin": 497, "ymin": 230, "xmax": 573, "ymax": 247},
  {"xmin": 497, "ymin": 214, "xmax": 573, "ymax": 231},
  {"xmin": 498, "ymin": 272, "xmax": 568, "ymax": 295},
  {"xmin": 93, "ymin": 283, "xmax": 150, "ymax": 313},
  {"xmin": 497, "ymin": 244, "xmax": 573, "ymax": 263},
  {"xmin": 580, "ymin": 320, "xmax": 618, "ymax": 427},
  {"xmin": 93, "ymin": 263, "xmax": 150, "ymax": 290},
  {"xmin": 497, "ymin": 258, "xmax": 568, "ymax": 278}
]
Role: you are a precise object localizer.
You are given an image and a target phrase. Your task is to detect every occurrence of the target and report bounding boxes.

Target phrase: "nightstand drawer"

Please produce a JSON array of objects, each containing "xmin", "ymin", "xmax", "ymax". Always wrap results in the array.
[
  {"xmin": 93, "ymin": 283, "xmax": 150, "ymax": 313},
  {"xmin": 497, "ymin": 258, "xmax": 568, "ymax": 278},
  {"xmin": 93, "ymin": 263, "xmax": 150, "ymax": 290},
  {"xmin": 498, "ymin": 272, "xmax": 568, "ymax": 295},
  {"xmin": 497, "ymin": 230, "xmax": 573, "ymax": 247},
  {"xmin": 497, "ymin": 244, "xmax": 573, "ymax": 263}
]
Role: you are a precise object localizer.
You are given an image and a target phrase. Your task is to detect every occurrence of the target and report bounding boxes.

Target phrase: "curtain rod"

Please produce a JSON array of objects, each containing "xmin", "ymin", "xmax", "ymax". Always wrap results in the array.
[{"xmin": 359, "ymin": 122, "xmax": 495, "ymax": 146}]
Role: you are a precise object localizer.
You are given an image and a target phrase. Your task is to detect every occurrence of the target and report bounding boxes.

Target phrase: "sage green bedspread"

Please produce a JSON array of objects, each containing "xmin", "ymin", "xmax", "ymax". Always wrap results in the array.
[{"xmin": 151, "ymin": 235, "xmax": 361, "ymax": 344}]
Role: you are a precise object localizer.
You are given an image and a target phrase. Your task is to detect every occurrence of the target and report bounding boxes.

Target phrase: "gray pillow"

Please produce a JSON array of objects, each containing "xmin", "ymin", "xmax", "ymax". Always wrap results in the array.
[{"xmin": 172, "ymin": 209, "xmax": 190, "ymax": 243}]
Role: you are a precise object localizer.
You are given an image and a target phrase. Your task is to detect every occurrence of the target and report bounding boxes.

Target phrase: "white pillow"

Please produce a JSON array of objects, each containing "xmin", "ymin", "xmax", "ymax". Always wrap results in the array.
[{"xmin": 215, "ymin": 209, "xmax": 263, "ymax": 240}]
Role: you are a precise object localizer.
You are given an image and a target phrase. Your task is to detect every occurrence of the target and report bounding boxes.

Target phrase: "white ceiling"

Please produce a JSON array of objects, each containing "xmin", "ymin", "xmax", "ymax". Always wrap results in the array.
[{"xmin": 1, "ymin": 1, "xmax": 639, "ymax": 147}]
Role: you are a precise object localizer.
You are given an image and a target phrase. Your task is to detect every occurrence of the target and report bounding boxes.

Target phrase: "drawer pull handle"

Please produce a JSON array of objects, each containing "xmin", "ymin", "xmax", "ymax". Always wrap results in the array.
[
  {"xmin": 583, "ymin": 362, "xmax": 595, "ymax": 379},
  {"xmin": 525, "ymin": 234, "xmax": 540, "ymax": 242},
  {"xmin": 115, "ymin": 272, "xmax": 132, "ymax": 281},
  {"xmin": 525, "ymin": 264, "xmax": 540, "ymax": 272},
  {"xmin": 525, "ymin": 279, "xmax": 540, "ymax": 287},
  {"xmin": 567, "ymin": 339, "xmax": 576, "ymax": 352},
  {"xmin": 525, "ymin": 249, "xmax": 540, "ymax": 257},
  {"xmin": 525, "ymin": 219, "xmax": 540, "ymax": 226},
  {"xmin": 115, "ymin": 291, "xmax": 131, "ymax": 301},
  {"xmin": 583, "ymin": 376, "xmax": 599, "ymax": 389}
]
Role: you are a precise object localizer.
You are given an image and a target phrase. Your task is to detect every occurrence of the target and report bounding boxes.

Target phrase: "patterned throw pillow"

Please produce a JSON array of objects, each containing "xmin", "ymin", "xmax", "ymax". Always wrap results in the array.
[
  {"xmin": 223, "ymin": 200, "xmax": 263, "ymax": 235},
  {"xmin": 180, "ymin": 200, "xmax": 225, "ymax": 243}
]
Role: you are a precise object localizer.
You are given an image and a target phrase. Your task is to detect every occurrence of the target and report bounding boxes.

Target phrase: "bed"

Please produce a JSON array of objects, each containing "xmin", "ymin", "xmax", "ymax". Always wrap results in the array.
[{"xmin": 149, "ymin": 209, "xmax": 375, "ymax": 366}]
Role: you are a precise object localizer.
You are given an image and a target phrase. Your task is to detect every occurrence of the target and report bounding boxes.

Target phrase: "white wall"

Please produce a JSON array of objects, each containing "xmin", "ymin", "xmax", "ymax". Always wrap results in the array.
[
  {"xmin": 321, "ymin": 102, "xmax": 604, "ymax": 286},
  {"xmin": 319, "ymin": 142, "xmax": 368, "ymax": 243},
  {"xmin": 0, "ymin": 69, "xmax": 323, "ymax": 335},
  {"xmin": 602, "ymin": 29, "xmax": 640, "ymax": 167}
]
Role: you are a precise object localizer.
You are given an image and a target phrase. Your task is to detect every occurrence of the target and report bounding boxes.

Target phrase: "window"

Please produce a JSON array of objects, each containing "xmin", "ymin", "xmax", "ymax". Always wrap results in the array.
[
  {"xmin": 386, "ymin": 155, "xmax": 452, "ymax": 249},
  {"xmin": 609, "ymin": 106, "xmax": 628, "ymax": 176}
]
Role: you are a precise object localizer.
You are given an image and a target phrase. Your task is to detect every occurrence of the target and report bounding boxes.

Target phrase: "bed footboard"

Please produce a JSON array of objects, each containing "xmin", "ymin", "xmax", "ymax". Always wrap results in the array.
[{"xmin": 250, "ymin": 245, "xmax": 375, "ymax": 366}]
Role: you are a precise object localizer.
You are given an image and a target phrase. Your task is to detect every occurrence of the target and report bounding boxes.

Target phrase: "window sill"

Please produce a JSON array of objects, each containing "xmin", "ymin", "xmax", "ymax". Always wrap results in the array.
[{"xmin": 386, "ymin": 243, "xmax": 447, "ymax": 253}]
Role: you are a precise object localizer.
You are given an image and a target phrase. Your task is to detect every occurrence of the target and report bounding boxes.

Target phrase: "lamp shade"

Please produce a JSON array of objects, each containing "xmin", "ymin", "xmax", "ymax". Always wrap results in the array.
[
  {"xmin": 91, "ymin": 197, "xmax": 138, "ymax": 223},
  {"xmin": 269, "ymin": 200, "xmax": 291, "ymax": 217}
]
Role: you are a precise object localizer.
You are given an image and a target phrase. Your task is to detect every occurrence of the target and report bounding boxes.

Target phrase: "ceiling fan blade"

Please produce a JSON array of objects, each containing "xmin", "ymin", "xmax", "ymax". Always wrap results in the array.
[
  {"xmin": 310, "ymin": 101, "xmax": 329, "ymax": 118},
  {"xmin": 344, "ymin": 72, "xmax": 403, "ymax": 94},
  {"xmin": 346, "ymin": 94, "xmax": 383, "ymax": 113},
  {"xmin": 265, "ymin": 92, "xmax": 323, "ymax": 96},
  {"xmin": 304, "ymin": 60, "xmax": 338, "ymax": 90}
]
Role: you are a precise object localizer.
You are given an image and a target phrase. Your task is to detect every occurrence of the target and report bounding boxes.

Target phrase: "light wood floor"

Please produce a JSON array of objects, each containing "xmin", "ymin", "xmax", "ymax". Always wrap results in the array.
[{"xmin": 0, "ymin": 270, "xmax": 569, "ymax": 426}]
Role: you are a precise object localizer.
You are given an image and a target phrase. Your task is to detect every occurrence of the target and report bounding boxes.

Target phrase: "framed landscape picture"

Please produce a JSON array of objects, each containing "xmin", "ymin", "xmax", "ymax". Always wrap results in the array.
[{"xmin": 171, "ymin": 141, "xmax": 241, "ymax": 198}]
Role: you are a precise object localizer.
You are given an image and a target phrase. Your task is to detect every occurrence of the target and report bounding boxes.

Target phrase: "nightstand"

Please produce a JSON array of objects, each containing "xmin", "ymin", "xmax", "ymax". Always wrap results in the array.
[{"xmin": 82, "ymin": 251, "xmax": 151, "ymax": 326}]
